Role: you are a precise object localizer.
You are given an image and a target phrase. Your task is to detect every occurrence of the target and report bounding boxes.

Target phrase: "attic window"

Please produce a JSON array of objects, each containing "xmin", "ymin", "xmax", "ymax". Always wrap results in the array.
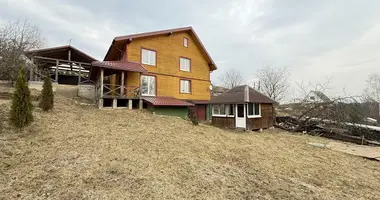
[{"xmin": 184, "ymin": 37, "xmax": 188, "ymax": 47}]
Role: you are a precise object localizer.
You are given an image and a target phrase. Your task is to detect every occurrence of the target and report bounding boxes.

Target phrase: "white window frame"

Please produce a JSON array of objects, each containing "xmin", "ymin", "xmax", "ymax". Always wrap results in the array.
[
  {"xmin": 247, "ymin": 103, "xmax": 261, "ymax": 118},
  {"xmin": 141, "ymin": 48, "xmax": 156, "ymax": 66},
  {"xmin": 227, "ymin": 104, "xmax": 235, "ymax": 117},
  {"xmin": 180, "ymin": 80, "xmax": 191, "ymax": 94},
  {"xmin": 212, "ymin": 104, "xmax": 228, "ymax": 117},
  {"xmin": 184, "ymin": 37, "xmax": 188, "ymax": 47},
  {"xmin": 140, "ymin": 75, "xmax": 156, "ymax": 96},
  {"xmin": 180, "ymin": 57, "xmax": 190, "ymax": 72}
]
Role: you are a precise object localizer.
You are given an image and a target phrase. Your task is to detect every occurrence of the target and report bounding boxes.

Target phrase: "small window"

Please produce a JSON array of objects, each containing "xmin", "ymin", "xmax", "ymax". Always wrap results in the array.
[
  {"xmin": 184, "ymin": 37, "xmax": 188, "ymax": 47},
  {"xmin": 212, "ymin": 104, "xmax": 226, "ymax": 116},
  {"xmin": 247, "ymin": 103, "xmax": 261, "ymax": 117},
  {"xmin": 180, "ymin": 57, "xmax": 190, "ymax": 72},
  {"xmin": 140, "ymin": 75, "xmax": 156, "ymax": 96},
  {"xmin": 180, "ymin": 80, "xmax": 191, "ymax": 93},
  {"xmin": 310, "ymin": 96, "xmax": 315, "ymax": 100},
  {"xmin": 141, "ymin": 48, "xmax": 156, "ymax": 66}
]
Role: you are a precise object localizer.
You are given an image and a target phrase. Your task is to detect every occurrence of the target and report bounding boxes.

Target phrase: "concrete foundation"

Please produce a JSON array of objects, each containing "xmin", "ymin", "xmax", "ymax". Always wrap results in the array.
[{"xmin": 78, "ymin": 84, "xmax": 95, "ymax": 100}]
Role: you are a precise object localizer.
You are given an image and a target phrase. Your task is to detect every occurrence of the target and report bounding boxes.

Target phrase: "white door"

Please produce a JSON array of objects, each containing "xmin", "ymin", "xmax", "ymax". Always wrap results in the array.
[{"xmin": 236, "ymin": 104, "xmax": 246, "ymax": 128}]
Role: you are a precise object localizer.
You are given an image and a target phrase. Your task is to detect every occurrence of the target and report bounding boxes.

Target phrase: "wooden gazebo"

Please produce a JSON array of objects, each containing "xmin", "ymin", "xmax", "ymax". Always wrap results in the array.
[{"xmin": 25, "ymin": 45, "xmax": 97, "ymax": 85}]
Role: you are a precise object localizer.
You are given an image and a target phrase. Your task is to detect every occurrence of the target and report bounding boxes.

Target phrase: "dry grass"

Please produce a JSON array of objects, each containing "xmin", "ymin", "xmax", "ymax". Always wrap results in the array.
[{"xmin": 1, "ymin": 96, "xmax": 380, "ymax": 200}]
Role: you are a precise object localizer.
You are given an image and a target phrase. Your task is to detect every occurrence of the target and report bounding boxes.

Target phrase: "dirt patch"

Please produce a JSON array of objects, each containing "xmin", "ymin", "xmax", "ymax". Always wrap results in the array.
[{"xmin": 0, "ymin": 96, "xmax": 380, "ymax": 199}]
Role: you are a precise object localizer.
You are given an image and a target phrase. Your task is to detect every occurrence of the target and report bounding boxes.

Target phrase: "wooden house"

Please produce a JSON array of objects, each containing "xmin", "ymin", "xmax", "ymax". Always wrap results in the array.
[
  {"xmin": 92, "ymin": 27, "xmax": 217, "ymax": 119},
  {"xmin": 208, "ymin": 85, "xmax": 276, "ymax": 130}
]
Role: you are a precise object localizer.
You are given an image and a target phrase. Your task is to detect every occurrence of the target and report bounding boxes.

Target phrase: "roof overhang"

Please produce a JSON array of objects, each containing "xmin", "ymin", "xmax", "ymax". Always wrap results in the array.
[
  {"xmin": 25, "ymin": 45, "xmax": 97, "ymax": 63},
  {"xmin": 91, "ymin": 61, "xmax": 147, "ymax": 73},
  {"xmin": 104, "ymin": 27, "xmax": 217, "ymax": 71},
  {"xmin": 143, "ymin": 96, "xmax": 195, "ymax": 106}
]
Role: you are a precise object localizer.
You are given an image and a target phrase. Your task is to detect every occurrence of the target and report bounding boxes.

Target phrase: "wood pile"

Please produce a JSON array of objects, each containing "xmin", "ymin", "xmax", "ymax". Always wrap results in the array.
[{"xmin": 275, "ymin": 116, "xmax": 380, "ymax": 146}]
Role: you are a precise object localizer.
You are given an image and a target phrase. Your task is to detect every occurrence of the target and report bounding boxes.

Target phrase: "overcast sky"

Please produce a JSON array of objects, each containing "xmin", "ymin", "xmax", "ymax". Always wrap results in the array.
[{"xmin": 1, "ymin": 0, "xmax": 380, "ymax": 98}]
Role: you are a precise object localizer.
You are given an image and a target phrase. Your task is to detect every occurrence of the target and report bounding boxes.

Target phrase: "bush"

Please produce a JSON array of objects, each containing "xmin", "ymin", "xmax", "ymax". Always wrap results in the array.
[
  {"xmin": 39, "ymin": 70, "xmax": 54, "ymax": 111},
  {"xmin": 9, "ymin": 66, "xmax": 33, "ymax": 130},
  {"xmin": 188, "ymin": 108, "xmax": 199, "ymax": 125}
]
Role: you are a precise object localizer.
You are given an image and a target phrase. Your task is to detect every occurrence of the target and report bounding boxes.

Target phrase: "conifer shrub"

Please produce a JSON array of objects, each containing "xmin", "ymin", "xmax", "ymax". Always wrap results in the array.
[
  {"xmin": 9, "ymin": 66, "xmax": 33, "ymax": 130},
  {"xmin": 39, "ymin": 70, "xmax": 54, "ymax": 111}
]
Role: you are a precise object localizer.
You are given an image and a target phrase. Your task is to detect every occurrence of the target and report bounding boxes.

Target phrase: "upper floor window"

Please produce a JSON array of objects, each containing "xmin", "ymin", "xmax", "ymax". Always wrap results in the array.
[
  {"xmin": 140, "ymin": 75, "xmax": 156, "ymax": 96},
  {"xmin": 180, "ymin": 57, "xmax": 190, "ymax": 72},
  {"xmin": 184, "ymin": 37, "xmax": 188, "ymax": 47},
  {"xmin": 141, "ymin": 48, "xmax": 156, "ymax": 66},
  {"xmin": 247, "ymin": 103, "xmax": 261, "ymax": 117},
  {"xmin": 180, "ymin": 79, "xmax": 191, "ymax": 93}
]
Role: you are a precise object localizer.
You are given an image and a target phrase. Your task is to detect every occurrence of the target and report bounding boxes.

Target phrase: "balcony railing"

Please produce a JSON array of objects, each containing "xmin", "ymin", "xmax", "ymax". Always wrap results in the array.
[{"xmin": 96, "ymin": 83, "xmax": 140, "ymax": 99}]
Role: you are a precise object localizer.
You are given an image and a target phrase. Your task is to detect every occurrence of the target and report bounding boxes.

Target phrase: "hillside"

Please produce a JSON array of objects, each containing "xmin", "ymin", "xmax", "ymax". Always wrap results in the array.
[{"xmin": 1, "ymin": 96, "xmax": 380, "ymax": 199}]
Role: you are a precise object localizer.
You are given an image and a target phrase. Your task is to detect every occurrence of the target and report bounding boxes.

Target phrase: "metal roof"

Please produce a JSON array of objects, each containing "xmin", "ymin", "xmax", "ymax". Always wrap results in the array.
[
  {"xmin": 143, "ymin": 96, "xmax": 194, "ymax": 106},
  {"xmin": 25, "ymin": 45, "xmax": 97, "ymax": 63},
  {"xmin": 208, "ymin": 85, "xmax": 276, "ymax": 104},
  {"xmin": 104, "ymin": 26, "xmax": 217, "ymax": 71},
  {"xmin": 91, "ymin": 61, "xmax": 147, "ymax": 73}
]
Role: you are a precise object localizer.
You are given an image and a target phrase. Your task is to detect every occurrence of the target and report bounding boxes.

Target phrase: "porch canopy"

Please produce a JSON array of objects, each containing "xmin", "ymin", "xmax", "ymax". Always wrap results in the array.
[
  {"xmin": 90, "ymin": 61, "xmax": 147, "ymax": 80},
  {"xmin": 208, "ymin": 85, "xmax": 276, "ymax": 104},
  {"xmin": 143, "ymin": 96, "xmax": 194, "ymax": 106},
  {"xmin": 25, "ymin": 45, "xmax": 97, "ymax": 84}
]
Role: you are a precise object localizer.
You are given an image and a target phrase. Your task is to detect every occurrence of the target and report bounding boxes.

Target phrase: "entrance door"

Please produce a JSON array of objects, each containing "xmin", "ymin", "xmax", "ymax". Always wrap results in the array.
[{"xmin": 236, "ymin": 104, "xmax": 246, "ymax": 128}]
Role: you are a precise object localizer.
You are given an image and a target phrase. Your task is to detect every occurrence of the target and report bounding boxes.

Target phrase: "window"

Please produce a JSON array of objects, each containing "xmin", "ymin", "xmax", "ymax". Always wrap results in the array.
[
  {"xmin": 227, "ymin": 104, "xmax": 234, "ymax": 116},
  {"xmin": 184, "ymin": 37, "xmax": 188, "ymax": 47},
  {"xmin": 212, "ymin": 104, "xmax": 226, "ymax": 116},
  {"xmin": 140, "ymin": 75, "xmax": 156, "ymax": 96},
  {"xmin": 141, "ymin": 48, "xmax": 156, "ymax": 66},
  {"xmin": 310, "ymin": 96, "xmax": 315, "ymax": 100},
  {"xmin": 180, "ymin": 57, "xmax": 190, "ymax": 72},
  {"xmin": 180, "ymin": 80, "xmax": 191, "ymax": 93},
  {"xmin": 247, "ymin": 103, "xmax": 261, "ymax": 117}
]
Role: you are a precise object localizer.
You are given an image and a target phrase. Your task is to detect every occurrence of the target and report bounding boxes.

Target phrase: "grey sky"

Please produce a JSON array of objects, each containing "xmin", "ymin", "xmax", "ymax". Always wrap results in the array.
[{"xmin": 1, "ymin": 0, "xmax": 380, "ymax": 99}]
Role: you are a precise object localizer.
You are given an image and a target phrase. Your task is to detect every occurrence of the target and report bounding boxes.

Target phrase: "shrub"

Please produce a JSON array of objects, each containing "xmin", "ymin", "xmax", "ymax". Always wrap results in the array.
[
  {"xmin": 9, "ymin": 66, "xmax": 33, "ymax": 130},
  {"xmin": 188, "ymin": 108, "xmax": 199, "ymax": 125},
  {"xmin": 39, "ymin": 70, "xmax": 54, "ymax": 111}
]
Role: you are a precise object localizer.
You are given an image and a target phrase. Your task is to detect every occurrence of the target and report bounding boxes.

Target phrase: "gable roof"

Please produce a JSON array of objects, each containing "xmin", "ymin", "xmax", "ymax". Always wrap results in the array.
[
  {"xmin": 25, "ymin": 45, "xmax": 97, "ymax": 63},
  {"xmin": 208, "ymin": 85, "xmax": 276, "ymax": 104},
  {"xmin": 104, "ymin": 26, "xmax": 217, "ymax": 71}
]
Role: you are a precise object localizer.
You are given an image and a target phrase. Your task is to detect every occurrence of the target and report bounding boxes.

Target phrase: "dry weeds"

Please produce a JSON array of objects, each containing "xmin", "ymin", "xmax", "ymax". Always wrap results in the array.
[{"xmin": 1, "ymin": 96, "xmax": 380, "ymax": 199}]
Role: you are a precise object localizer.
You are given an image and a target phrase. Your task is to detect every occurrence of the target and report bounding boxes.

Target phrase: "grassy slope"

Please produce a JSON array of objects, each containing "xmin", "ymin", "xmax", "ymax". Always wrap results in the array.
[{"xmin": 1, "ymin": 97, "xmax": 380, "ymax": 200}]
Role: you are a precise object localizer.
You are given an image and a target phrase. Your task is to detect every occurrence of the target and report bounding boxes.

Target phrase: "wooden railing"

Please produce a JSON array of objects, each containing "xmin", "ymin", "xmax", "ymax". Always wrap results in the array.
[{"xmin": 96, "ymin": 83, "xmax": 140, "ymax": 99}]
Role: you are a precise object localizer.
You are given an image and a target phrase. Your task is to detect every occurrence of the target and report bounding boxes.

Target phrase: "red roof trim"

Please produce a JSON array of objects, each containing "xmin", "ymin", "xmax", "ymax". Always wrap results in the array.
[
  {"xmin": 92, "ymin": 61, "xmax": 147, "ymax": 73},
  {"xmin": 143, "ymin": 96, "xmax": 195, "ymax": 106}
]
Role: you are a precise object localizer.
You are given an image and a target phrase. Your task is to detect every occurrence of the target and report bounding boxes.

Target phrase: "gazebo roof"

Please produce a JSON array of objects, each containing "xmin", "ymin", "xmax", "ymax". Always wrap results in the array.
[
  {"xmin": 25, "ymin": 45, "xmax": 97, "ymax": 63},
  {"xmin": 208, "ymin": 85, "xmax": 276, "ymax": 104}
]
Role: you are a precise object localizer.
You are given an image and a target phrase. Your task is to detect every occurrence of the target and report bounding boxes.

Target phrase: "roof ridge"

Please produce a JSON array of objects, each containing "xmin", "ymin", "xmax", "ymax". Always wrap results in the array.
[{"xmin": 114, "ymin": 26, "xmax": 192, "ymax": 41}]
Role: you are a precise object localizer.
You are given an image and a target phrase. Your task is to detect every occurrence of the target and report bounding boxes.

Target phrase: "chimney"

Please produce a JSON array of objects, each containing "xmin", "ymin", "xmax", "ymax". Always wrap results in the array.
[{"xmin": 244, "ymin": 85, "xmax": 249, "ymax": 102}]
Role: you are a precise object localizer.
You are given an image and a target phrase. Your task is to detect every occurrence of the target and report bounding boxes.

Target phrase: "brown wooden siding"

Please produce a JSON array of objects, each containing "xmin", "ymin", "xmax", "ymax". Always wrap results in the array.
[
  {"xmin": 211, "ymin": 103, "xmax": 274, "ymax": 130},
  {"xmin": 212, "ymin": 117, "xmax": 236, "ymax": 129},
  {"xmin": 248, "ymin": 103, "xmax": 274, "ymax": 130}
]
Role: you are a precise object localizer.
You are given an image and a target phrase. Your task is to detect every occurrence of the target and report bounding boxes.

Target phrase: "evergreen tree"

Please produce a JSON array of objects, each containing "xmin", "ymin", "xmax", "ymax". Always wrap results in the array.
[
  {"xmin": 39, "ymin": 70, "xmax": 54, "ymax": 111},
  {"xmin": 9, "ymin": 66, "xmax": 33, "ymax": 129}
]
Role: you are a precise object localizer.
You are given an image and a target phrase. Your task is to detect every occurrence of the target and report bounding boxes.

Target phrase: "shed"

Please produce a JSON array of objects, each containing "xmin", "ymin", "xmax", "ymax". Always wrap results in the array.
[{"xmin": 208, "ymin": 85, "xmax": 276, "ymax": 130}]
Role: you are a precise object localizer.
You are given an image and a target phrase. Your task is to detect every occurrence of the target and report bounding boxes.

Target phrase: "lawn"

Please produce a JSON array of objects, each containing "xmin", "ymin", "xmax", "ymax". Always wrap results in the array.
[{"xmin": 1, "ymin": 96, "xmax": 380, "ymax": 199}]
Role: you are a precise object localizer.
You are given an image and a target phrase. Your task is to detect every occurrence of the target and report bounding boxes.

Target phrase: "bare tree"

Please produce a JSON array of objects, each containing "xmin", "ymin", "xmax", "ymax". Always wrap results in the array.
[
  {"xmin": 219, "ymin": 68, "xmax": 244, "ymax": 89},
  {"xmin": 0, "ymin": 19, "xmax": 43, "ymax": 83},
  {"xmin": 256, "ymin": 65, "xmax": 289, "ymax": 102},
  {"xmin": 364, "ymin": 73, "xmax": 380, "ymax": 102}
]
